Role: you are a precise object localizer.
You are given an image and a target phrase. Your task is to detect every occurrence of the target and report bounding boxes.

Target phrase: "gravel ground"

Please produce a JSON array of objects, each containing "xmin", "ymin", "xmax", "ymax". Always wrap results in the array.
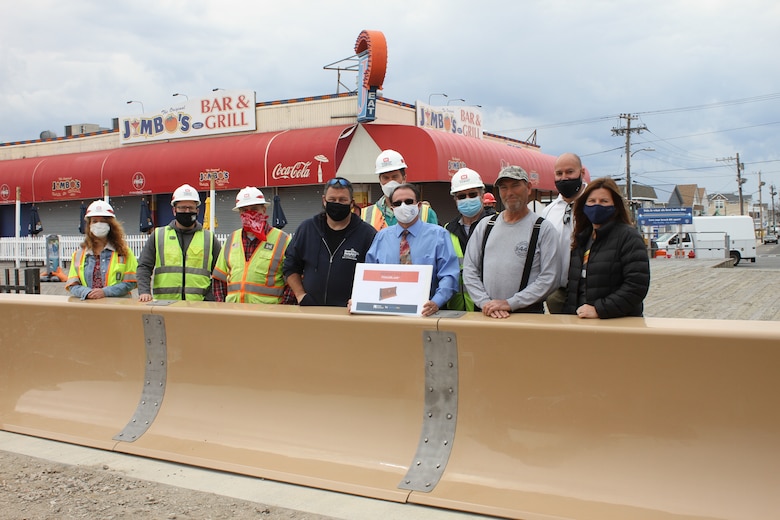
[
  {"xmin": 2, "ymin": 258, "xmax": 777, "ymax": 519},
  {"xmin": 0, "ymin": 451, "xmax": 338, "ymax": 520}
]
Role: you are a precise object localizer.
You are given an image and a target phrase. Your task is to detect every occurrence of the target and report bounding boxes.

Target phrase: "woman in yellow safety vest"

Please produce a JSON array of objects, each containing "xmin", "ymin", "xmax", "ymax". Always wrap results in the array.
[{"xmin": 66, "ymin": 200, "xmax": 137, "ymax": 299}]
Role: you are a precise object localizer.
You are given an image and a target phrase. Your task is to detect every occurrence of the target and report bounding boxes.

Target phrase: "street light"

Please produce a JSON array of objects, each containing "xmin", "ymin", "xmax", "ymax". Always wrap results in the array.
[
  {"xmin": 447, "ymin": 98, "xmax": 466, "ymax": 105},
  {"xmin": 428, "ymin": 93, "xmax": 447, "ymax": 104},
  {"xmin": 172, "ymin": 93, "xmax": 188, "ymax": 100},
  {"xmin": 126, "ymin": 100, "xmax": 145, "ymax": 113},
  {"xmin": 626, "ymin": 147, "xmax": 655, "ymax": 224},
  {"xmin": 630, "ymin": 147, "xmax": 655, "ymax": 157}
]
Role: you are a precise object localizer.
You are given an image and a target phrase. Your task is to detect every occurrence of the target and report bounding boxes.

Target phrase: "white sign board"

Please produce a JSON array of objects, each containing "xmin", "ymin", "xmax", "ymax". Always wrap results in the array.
[{"xmin": 350, "ymin": 263, "xmax": 433, "ymax": 316}]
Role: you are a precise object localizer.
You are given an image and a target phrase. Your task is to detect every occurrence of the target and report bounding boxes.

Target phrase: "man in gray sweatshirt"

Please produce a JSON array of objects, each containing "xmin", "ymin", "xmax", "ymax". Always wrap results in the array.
[{"xmin": 463, "ymin": 166, "xmax": 561, "ymax": 318}]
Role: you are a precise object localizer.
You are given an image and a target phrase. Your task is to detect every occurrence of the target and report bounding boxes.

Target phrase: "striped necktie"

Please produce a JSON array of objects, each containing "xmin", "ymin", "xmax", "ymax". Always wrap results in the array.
[{"xmin": 399, "ymin": 230, "xmax": 411, "ymax": 264}]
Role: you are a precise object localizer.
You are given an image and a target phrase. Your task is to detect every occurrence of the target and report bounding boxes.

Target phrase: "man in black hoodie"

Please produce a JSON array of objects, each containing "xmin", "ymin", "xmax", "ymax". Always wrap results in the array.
[{"xmin": 283, "ymin": 177, "xmax": 376, "ymax": 307}]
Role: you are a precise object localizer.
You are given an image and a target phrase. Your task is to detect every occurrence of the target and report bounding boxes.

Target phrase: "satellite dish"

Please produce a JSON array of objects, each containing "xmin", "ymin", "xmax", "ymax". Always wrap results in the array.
[{"xmin": 40, "ymin": 130, "xmax": 57, "ymax": 139}]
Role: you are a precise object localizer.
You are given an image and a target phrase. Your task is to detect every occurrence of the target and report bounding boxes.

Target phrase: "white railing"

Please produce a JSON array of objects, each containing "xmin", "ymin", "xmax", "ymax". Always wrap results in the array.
[{"xmin": 0, "ymin": 234, "xmax": 231, "ymax": 265}]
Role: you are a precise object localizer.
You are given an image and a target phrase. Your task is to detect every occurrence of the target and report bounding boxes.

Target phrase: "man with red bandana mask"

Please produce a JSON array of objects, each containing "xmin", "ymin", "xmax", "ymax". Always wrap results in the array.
[{"xmin": 212, "ymin": 186, "xmax": 291, "ymax": 304}]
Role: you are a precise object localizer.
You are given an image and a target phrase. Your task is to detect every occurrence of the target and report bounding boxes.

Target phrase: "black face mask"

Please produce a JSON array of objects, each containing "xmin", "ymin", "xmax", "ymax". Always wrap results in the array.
[
  {"xmin": 555, "ymin": 177, "xmax": 583, "ymax": 199},
  {"xmin": 325, "ymin": 201, "xmax": 352, "ymax": 222},
  {"xmin": 175, "ymin": 212, "xmax": 197, "ymax": 227}
]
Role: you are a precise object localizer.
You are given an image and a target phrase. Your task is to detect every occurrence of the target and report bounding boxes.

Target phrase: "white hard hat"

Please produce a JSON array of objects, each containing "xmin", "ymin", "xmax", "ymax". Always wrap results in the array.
[
  {"xmin": 450, "ymin": 168, "xmax": 485, "ymax": 194},
  {"xmin": 233, "ymin": 186, "xmax": 268, "ymax": 211},
  {"xmin": 375, "ymin": 149, "xmax": 407, "ymax": 175},
  {"xmin": 171, "ymin": 184, "xmax": 201, "ymax": 206},
  {"xmin": 85, "ymin": 200, "xmax": 115, "ymax": 218}
]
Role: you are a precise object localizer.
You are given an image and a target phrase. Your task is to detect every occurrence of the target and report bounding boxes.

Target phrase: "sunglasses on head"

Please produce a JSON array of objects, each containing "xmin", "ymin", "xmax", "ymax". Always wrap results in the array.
[
  {"xmin": 455, "ymin": 191, "xmax": 480, "ymax": 200},
  {"xmin": 391, "ymin": 198, "xmax": 417, "ymax": 207},
  {"xmin": 326, "ymin": 177, "xmax": 351, "ymax": 187}
]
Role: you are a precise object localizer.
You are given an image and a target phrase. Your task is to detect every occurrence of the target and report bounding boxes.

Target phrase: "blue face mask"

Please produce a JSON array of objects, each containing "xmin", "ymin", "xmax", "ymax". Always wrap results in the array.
[
  {"xmin": 583, "ymin": 204, "xmax": 616, "ymax": 225},
  {"xmin": 457, "ymin": 197, "xmax": 483, "ymax": 218}
]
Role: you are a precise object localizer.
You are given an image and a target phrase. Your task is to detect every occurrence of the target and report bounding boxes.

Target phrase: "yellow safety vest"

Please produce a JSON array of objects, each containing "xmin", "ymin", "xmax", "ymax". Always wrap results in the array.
[
  {"xmin": 152, "ymin": 226, "xmax": 214, "ymax": 300},
  {"xmin": 362, "ymin": 201, "xmax": 433, "ymax": 231},
  {"xmin": 67, "ymin": 247, "xmax": 137, "ymax": 296},
  {"xmin": 444, "ymin": 233, "xmax": 476, "ymax": 311},
  {"xmin": 213, "ymin": 228, "xmax": 290, "ymax": 304}
]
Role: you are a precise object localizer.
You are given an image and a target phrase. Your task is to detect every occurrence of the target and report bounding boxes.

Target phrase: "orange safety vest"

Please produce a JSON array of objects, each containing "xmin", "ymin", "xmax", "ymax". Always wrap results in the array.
[{"xmin": 212, "ymin": 228, "xmax": 290, "ymax": 304}]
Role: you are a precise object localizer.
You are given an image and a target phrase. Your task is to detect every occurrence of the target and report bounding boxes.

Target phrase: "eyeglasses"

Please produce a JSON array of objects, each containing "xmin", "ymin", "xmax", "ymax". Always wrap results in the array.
[
  {"xmin": 176, "ymin": 206, "xmax": 198, "ymax": 213},
  {"xmin": 455, "ymin": 191, "xmax": 480, "ymax": 200},
  {"xmin": 391, "ymin": 198, "xmax": 416, "ymax": 207},
  {"xmin": 563, "ymin": 203, "xmax": 573, "ymax": 225},
  {"xmin": 326, "ymin": 177, "xmax": 352, "ymax": 188}
]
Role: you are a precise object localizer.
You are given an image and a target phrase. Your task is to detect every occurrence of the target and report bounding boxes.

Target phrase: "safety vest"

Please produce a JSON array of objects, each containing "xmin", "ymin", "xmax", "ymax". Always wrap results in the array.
[
  {"xmin": 67, "ymin": 247, "xmax": 137, "ymax": 296},
  {"xmin": 152, "ymin": 227, "xmax": 214, "ymax": 301},
  {"xmin": 362, "ymin": 201, "xmax": 432, "ymax": 231},
  {"xmin": 213, "ymin": 228, "xmax": 290, "ymax": 304},
  {"xmin": 445, "ymin": 233, "xmax": 476, "ymax": 311}
]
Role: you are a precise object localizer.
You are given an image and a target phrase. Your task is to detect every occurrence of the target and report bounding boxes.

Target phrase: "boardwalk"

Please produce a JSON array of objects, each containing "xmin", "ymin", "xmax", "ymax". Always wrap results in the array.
[{"xmin": 20, "ymin": 258, "xmax": 780, "ymax": 321}]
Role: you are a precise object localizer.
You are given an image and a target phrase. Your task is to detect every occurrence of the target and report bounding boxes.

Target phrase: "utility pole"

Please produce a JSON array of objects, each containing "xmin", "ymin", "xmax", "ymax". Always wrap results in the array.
[
  {"xmin": 717, "ymin": 153, "xmax": 746, "ymax": 215},
  {"xmin": 757, "ymin": 171, "xmax": 765, "ymax": 236},
  {"xmin": 771, "ymin": 184, "xmax": 777, "ymax": 232},
  {"xmin": 611, "ymin": 113, "xmax": 647, "ymax": 223}
]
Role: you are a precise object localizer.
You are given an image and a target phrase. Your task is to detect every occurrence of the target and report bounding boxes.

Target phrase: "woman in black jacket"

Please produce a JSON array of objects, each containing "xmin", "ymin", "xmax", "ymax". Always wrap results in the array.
[{"xmin": 563, "ymin": 177, "xmax": 650, "ymax": 318}]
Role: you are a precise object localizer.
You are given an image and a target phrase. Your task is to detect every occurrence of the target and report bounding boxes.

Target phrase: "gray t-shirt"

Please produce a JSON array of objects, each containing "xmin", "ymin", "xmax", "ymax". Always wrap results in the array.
[{"xmin": 463, "ymin": 211, "xmax": 561, "ymax": 311}]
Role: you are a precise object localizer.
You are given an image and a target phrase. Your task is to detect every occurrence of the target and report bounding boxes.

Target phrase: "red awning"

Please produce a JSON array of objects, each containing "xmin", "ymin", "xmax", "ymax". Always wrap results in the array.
[
  {"xmin": 0, "ymin": 125, "xmax": 357, "ymax": 203},
  {"xmin": 263, "ymin": 126, "xmax": 356, "ymax": 187},
  {"xmin": 359, "ymin": 124, "xmax": 577, "ymax": 191},
  {"xmin": 0, "ymin": 157, "xmax": 38, "ymax": 204}
]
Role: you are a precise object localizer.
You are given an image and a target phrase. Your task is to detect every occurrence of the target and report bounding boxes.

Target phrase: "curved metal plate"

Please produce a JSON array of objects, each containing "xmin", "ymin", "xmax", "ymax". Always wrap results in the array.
[
  {"xmin": 398, "ymin": 330, "xmax": 458, "ymax": 492},
  {"xmin": 113, "ymin": 314, "xmax": 167, "ymax": 442}
]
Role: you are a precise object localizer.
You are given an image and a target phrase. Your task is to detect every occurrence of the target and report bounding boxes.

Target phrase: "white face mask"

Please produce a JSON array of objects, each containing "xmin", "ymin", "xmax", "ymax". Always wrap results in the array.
[
  {"xmin": 393, "ymin": 202, "xmax": 420, "ymax": 224},
  {"xmin": 90, "ymin": 222, "xmax": 110, "ymax": 238},
  {"xmin": 381, "ymin": 180, "xmax": 401, "ymax": 199}
]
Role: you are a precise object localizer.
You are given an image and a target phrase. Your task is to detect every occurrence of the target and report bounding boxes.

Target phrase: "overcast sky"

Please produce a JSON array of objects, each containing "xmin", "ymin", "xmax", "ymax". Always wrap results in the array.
[{"xmin": 2, "ymin": 0, "xmax": 779, "ymax": 201}]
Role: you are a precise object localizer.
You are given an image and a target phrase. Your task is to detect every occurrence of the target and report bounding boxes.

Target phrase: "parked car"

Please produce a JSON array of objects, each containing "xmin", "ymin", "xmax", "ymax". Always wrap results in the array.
[{"xmin": 763, "ymin": 234, "xmax": 778, "ymax": 244}]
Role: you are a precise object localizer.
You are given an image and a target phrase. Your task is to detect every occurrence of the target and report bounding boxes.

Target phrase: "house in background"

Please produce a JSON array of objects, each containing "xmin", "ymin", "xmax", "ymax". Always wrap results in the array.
[
  {"xmin": 677, "ymin": 184, "xmax": 708, "ymax": 215},
  {"xmin": 709, "ymin": 193, "xmax": 752, "ymax": 216}
]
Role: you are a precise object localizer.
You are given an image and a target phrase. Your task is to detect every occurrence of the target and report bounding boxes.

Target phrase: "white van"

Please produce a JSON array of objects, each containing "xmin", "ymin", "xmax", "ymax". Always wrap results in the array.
[{"xmin": 655, "ymin": 216, "xmax": 757, "ymax": 265}]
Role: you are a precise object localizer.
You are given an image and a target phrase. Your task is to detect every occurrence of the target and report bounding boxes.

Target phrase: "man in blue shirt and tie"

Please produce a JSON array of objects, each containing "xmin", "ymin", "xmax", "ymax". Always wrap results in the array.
[{"xmin": 365, "ymin": 183, "xmax": 459, "ymax": 317}]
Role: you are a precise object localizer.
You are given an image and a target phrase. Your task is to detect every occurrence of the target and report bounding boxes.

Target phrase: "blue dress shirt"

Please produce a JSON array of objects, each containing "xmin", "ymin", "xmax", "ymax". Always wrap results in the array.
[{"xmin": 365, "ymin": 219, "xmax": 458, "ymax": 308}]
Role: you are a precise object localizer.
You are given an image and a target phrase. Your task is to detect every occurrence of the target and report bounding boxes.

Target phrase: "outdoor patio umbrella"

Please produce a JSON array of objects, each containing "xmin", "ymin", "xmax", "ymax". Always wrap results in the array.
[
  {"xmin": 139, "ymin": 198, "xmax": 154, "ymax": 233},
  {"xmin": 78, "ymin": 202, "xmax": 87, "ymax": 234},
  {"xmin": 28, "ymin": 205, "xmax": 43, "ymax": 235},
  {"xmin": 272, "ymin": 194, "xmax": 287, "ymax": 230}
]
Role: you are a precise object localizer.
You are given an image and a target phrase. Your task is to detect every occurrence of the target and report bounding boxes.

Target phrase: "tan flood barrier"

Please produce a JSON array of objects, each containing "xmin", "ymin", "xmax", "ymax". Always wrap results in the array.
[{"xmin": 1, "ymin": 293, "xmax": 778, "ymax": 520}]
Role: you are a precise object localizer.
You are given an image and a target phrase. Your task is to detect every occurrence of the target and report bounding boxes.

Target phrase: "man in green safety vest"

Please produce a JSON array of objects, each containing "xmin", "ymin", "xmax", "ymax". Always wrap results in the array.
[
  {"xmin": 137, "ymin": 184, "xmax": 222, "ymax": 302},
  {"xmin": 443, "ymin": 168, "xmax": 493, "ymax": 311}
]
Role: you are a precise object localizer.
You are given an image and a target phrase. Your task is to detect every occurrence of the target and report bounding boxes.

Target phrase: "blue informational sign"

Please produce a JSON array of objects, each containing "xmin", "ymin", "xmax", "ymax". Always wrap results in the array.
[
  {"xmin": 637, "ymin": 207, "xmax": 693, "ymax": 226},
  {"xmin": 356, "ymin": 52, "xmax": 378, "ymax": 123}
]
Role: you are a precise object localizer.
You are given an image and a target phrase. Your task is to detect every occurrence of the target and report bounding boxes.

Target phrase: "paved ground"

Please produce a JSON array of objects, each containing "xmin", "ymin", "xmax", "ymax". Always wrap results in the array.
[{"xmin": 22, "ymin": 257, "xmax": 780, "ymax": 321}]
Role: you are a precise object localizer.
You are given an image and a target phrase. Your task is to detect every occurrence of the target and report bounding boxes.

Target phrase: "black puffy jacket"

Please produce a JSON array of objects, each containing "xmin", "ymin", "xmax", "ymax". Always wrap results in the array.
[{"xmin": 563, "ymin": 220, "xmax": 650, "ymax": 318}]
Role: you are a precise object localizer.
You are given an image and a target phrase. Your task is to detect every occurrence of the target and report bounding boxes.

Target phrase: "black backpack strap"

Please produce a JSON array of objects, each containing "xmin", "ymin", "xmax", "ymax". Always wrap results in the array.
[
  {"xmin": 478, "ymin": 213, "xmax": 500, "ymax": 282},
  {"xmin": 519, "ymin": 217, "xmax": 544, "ymax": 292}
]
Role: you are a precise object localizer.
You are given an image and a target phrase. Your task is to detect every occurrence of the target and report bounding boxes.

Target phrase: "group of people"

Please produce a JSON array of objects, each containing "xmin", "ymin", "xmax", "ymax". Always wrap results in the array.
[{"xmin": 65, "ymin": 149, "xmax": 650, "ymax": 319}]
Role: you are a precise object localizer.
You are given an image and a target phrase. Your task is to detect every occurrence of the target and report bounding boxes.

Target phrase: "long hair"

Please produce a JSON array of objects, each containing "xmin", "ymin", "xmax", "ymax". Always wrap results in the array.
[
  {"xmin": 83, "ymin": 217, "xmax": 131, "ymax": 258},
  {"xmin": 572, "ymin": 177, "xmax": 631, "ymax": 240}
]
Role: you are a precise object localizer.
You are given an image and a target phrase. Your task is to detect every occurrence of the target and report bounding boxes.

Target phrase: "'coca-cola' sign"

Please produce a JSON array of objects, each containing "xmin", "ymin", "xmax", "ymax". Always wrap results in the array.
[{"xmin": 272, "ymin": 161, "xmax": 312, "ymax": 180}]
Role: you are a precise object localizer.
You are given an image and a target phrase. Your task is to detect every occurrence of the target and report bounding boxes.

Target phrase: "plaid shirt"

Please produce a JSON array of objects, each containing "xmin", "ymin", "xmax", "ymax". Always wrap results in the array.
[{"xmin": 212, "ymin": 229, "xmax": 294, "ymax": 303}]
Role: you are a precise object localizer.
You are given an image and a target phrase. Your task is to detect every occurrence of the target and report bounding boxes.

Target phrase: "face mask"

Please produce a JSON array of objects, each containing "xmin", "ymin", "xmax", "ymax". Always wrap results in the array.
[
  {"xmin": 555, "ymin": 177, "xmax": 583, "ymax": 199},
  {"xmin": 381, "ymin": 180, "xmax": 401, "ymax": 199},
  {"xmin": 457, "ymin": 197, "xmax": 483, "ymax": 218},
  {"xmin": 393, "ymin": 202, "xmax": 420, "ymax": 224},
  {"xmin": 325, "ymin": 201, "xmax": 352, "ymax": 222},
  {"xmin": 90, "ymin": 222, "xmax": 110, "ymax": 238},
  {"xmin": 175, "ymin": 211, "xmax": 197, "ymax": 227},
  {"xmin": 240, "ymin": 210, "xmax": 269, "ymax": 241},
  {"xmin": 583, "ymin": 204, "xmax": 616, "ymax": 225}
]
